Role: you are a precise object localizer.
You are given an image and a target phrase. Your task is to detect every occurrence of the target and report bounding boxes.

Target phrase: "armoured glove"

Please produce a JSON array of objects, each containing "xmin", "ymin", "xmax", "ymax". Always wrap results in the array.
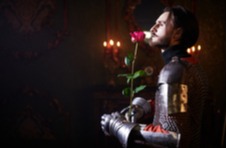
[
  {"xmin": 101, "ymin": 111, "xmax": 138, "ymax": 148},
  {"xmin": 100, "ymin": 112, "xmax": 124, "ymax": 136},
  {"xmin": 101, "ymin": 112, "xmax": 180, "ymax": 148},
  {"xmin": 120, "ymin": 97, "xmax": 151, "ymax": 123}
]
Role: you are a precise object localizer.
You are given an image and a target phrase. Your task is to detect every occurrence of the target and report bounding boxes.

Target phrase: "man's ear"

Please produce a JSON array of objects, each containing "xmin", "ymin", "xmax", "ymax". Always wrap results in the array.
[{"xmin": 173, "ymin": 28, "xmax": 183, "ymax": 41}]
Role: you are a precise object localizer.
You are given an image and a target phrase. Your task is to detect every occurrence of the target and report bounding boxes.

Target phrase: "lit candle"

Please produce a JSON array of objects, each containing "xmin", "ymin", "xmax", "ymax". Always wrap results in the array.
[
  {"xmin": 197, "ymin": 45, "xmax": 201, "ymax": 51},
  {"xmin": 103, "ymin": 41, "xmax": 107, "ymax": 47},
  {"xmin": 109, "ymin": 39, "xmax": 114, "ymax": 47},
  {"xmin": 187, "ymin": 48, "xmax": 191, "ymax": 54},
  {"xmin": 116, "ymin": 41, "xmax": 121, "ymax": 47},
  {"xmin": 192, "ymin": 46, "xmax": 195, "ymax": 53}
]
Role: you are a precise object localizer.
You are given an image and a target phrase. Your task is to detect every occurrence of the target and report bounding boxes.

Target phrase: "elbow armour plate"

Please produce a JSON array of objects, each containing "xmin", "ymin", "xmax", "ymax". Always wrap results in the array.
[
  {"xmin": 106, "ymin": 117, "xmax": 181, "ymax": 148},
  {"xmin": 153, "ymin": 56, "xmax": 208, "ymax": 147}
]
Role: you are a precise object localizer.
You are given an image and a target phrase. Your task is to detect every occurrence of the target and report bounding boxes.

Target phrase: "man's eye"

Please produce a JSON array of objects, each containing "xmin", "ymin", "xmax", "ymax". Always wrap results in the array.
[{"xmin": 159, "ymin": 23, "xmax": 164, "ymax": 26}]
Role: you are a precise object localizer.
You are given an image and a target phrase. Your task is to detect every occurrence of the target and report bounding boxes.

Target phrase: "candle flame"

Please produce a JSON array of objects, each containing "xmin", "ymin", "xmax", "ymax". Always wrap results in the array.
[
  {"xmin": 116, "ymin": 41, "xmax": 121, "ymax": 47},
  {"xmin": 197, "ymin": 45, "xmax": 201, "ymax": 51},
  {"xmin": 103, "ymin": 41, "xmax": 107, "ymax": 47},
  {"xmin": 109, "ymin": 39, "xmax": 114, "ymax": 46},
  {"xmin": 187, "ymin": 48, "xmax": 191, "ymax": 53}
]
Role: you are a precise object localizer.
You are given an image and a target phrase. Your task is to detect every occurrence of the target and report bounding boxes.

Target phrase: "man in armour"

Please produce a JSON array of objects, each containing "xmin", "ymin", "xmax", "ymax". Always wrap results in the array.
[{"xmin": 101, "ymin": 5, "xmax": 208, "ymax": 148}]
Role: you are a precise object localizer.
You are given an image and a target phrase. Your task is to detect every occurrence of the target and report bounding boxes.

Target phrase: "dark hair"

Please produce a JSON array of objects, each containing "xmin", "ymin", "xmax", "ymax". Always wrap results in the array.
[{"xmin": 164, "ymin": 5, "xmax": 199, "ymax": 48}]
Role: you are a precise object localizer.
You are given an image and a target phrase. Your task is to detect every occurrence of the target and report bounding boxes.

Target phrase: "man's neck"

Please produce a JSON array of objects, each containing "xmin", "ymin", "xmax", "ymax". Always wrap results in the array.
[{"xmin": 161, "ymin": 45, "xmax": 191, "ymax": 64}]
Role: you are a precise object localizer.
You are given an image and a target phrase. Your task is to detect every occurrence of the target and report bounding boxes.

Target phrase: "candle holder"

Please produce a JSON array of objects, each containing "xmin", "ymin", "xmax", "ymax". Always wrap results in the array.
[
  {"xmin": 103, "ymin": 39, "xmax": 124, "ymax": 86},
  {"xmin": 103, "ymin": 39, "xmax": 121, "ymax": 63}
]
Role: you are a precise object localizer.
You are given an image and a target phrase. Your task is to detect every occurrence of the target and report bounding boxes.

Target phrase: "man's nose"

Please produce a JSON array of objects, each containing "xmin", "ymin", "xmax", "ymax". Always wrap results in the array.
[{"xmin": 150, "ymin": 25, "xmax": 157, "ymax": 34}]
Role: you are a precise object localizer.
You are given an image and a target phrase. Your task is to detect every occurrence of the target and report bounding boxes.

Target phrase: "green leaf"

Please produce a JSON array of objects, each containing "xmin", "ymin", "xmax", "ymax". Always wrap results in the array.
[
  {"xmin": 117, "ymin": 73, "xmax": 129, "ymax": 77},
  {"xmin": 124, "ymin": 53, "xmax": 133, "ymax": 66},
  {"xmin": 124, "ymin": 57, "xmax": 131, "ymax": 66},
  {"xmin": 118, "ymin": 70, "xmax": 147, "ymax": 84},
  {"xmin": 118, "ymin": 73, "xmax": 134, "ymax": 79},
  {"xmin": 122, "ymin": 87, "xmax": 132, "ymax": 96},
  {"xmin": 132, "ymin": 70, "xmax": 147, "ymax": 79},
  {"xmin": 118, "ymin": 73, "xmax": 134, "ymax": 84},
  {"xmin": 134, "ymin": 85, "xmax": 147, "ymax": 93},
  {"xmin": 126, "ymin": 78, "xmax": 131, "ymax": 84}
]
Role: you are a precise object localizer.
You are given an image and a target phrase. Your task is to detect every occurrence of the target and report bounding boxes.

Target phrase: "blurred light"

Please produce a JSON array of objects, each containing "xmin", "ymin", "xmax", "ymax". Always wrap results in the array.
[
  {"xmin": 109, "ymin": 39, "xmax": 114, "ymax": 46},
  {"xmin": 197, "ymin": 45, "xmax": 201, "ymax": 51},
  {"xmin": 187, "ymin": 44, "xmax": 202, "ymax": 55},
  {"xmin": 103, "ymin": 39, "xmax": 121, "ymax": 48},
  {"xmin": 187, "ymin": 48, "xmax": 191, "ymax": 53},
  {"xmin": 103, "ymin": 41, "xmax": 107, "ymax": 47},
  {"xmin": 116, "ymin": 41, "xmax": 121, "ymax": 47},
  {"xmin": 192, "ymin": 46, "xmax": 195, "ymax": 52}
]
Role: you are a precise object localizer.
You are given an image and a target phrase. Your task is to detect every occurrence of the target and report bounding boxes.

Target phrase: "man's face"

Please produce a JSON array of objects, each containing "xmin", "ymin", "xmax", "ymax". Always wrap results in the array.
[{"xmin": 148, "ymin": 11, "xmax": 175, "ymax": 49}]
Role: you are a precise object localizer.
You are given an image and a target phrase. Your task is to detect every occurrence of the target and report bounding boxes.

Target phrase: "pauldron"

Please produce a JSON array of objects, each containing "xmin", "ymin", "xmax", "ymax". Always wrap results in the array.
[{"xmin": 153, "ymin": 56, "xmax": 188, "ymax": 131}]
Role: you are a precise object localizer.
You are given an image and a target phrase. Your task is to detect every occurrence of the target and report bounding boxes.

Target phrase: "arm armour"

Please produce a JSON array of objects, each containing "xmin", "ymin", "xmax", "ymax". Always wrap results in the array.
[
  {"xmin": 153, "ymin": 56, "xmax": 208, "ymax": 147},
  {"xmin": 101, "ymin": 113, "xmax": 180, "ymax": 148}
]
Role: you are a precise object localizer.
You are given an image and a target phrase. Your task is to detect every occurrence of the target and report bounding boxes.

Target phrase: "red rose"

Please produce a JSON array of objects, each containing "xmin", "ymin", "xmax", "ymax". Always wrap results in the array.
[{"xmin": 130, "ymin": 31, "xmax": 145, "ymax": 42}]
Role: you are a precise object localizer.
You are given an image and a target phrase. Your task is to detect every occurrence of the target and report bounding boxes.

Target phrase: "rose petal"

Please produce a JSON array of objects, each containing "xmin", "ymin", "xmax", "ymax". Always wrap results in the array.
[{"xmin": 130, "ymin": 31, "xmax": 145, "ymax": 42}]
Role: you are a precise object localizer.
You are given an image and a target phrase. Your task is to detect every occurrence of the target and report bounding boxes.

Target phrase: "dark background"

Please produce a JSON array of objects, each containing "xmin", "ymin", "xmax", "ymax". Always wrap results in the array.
[{"xmin": 0, "ymin": 0, "xmax": 225, "ymax": 148}]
